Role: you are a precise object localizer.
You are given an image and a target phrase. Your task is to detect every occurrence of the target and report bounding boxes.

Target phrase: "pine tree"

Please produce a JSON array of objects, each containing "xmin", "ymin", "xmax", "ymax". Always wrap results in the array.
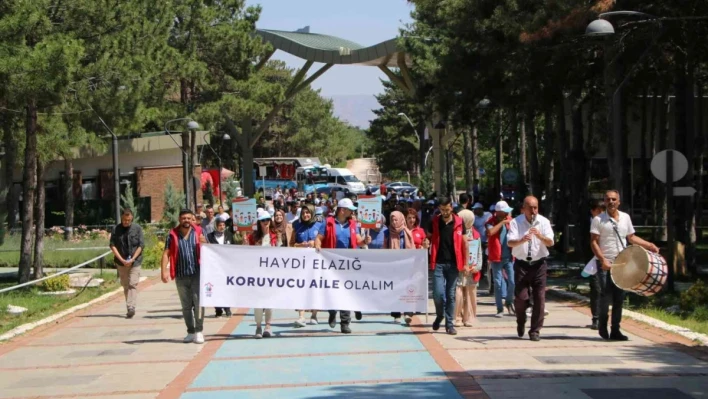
[
  {"xmin": 163, "ymin": 180, "xmax": 185, "ymax": 228},
  {"xmin": 121, "ymin": 183, "xmax": 139, "ymax": 224}
]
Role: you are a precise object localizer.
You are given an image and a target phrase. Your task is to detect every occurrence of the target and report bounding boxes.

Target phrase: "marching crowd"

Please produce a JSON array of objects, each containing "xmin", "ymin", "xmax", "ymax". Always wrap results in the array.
[{"xmin": 109, "ymin": 186, "xmax": 659, "ymax": 345}]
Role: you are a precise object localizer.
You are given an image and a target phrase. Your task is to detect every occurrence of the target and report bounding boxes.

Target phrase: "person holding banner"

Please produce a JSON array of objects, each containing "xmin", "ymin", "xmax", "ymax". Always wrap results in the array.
[
  {"xmin": 160, "ymin": 209, "xmax": 207, "ymax": 344},
  {"xmin": 429, "ymin": 197, "xmax": 469, "ymax": 335},
  {"xmin": 208, "ymin": 216, "xmax": 233, "ymax": 318},
  {"xmin": 455, "ymin": 210, "xmax": 482, "ymax": 327},
  {"xmin": 315, "ymin": 198, "xmax": 370, "ymax": 334},
  {"xmin": 290, "ymin": 204, "xmax": 321, "ymax": 327},
  {"xmin": 246, "ymin": 209, "xmax": 280, "ymax": 338},
  {"xmin": 385, "ymin": 211, "xmax": 416, "ymax": 325}
]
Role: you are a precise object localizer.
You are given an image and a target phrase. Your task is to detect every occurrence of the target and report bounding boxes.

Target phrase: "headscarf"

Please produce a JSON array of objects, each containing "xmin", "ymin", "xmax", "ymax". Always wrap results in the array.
[
  {"xmin": 458, "ymin": 209, "xmax": 476, "ymax": 231},
  {"xmin": 389, "ymin": 211, "xmax": 413, "ymax": 249},
  {"xmin": 299, "ymin": 204, "xmax": 316, "ymax": 226},
  {"xmin": 273, "ymin": 208, "xmax": 287, "ymax": 235}
]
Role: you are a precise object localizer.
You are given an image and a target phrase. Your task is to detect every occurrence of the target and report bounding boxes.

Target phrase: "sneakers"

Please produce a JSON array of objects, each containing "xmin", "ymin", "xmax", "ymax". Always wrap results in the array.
[
  {"xmin": 355, "ymin": 311, "xmax": 363, "ymax": 320},
  {"xmin": 529, "ymin": 332, "xmax": 540, "ymax": 342},
  {"xmin": 225, "ymin": 310, "xmax": 232, "ymax": 318},
  {"xmin": 309, "ymin": 317, "xmax": 318, "ymax": 325},
  {"xmin": 328, "ymin": 313, "xmax": 336, "ymax": 328},
  {"xmin": 183, "ymin": 333, "xmax": 195, "ymax": 343},
  {"xmin": 294, "ymin": 318, "xmax": 307, "ymax": 328},
  {"xmin": 193, "ymin": 332, "xmax": 205, "ymax": 344},
  {"xmin": 126, "ymin": 308, "xmax": 135, "ymax": 319},
  {"xmin": 263, "ymin": 326, "xmax": 272, "ymax": 338},
  {"xmin": 393, "ymin": 318, "xmax": 401, "ymax": 324},
  {"xmin": 404, "ymin": 315, "xmax": 413, "ymax": 325},
  {"xmin": 254, "ymin": 326, "xmax": 263, "ymax": 339},
  {"xmin": 432, "ymin": 316, "xmax": 443, "ymax": 331},
  {"xmin": 463, "ymin": 321, "xmax": 473, "ymax": 327},
  {"xmin": 495, "ymin": 312, "xmax": 504, "ymax": 318},
  {"xmin": 446, "ymin": 327, "xmax": 457, "ymax": 335},
  {"xmin": 341, "ymin": 324, "xmax": 352, "ymax": 334}
]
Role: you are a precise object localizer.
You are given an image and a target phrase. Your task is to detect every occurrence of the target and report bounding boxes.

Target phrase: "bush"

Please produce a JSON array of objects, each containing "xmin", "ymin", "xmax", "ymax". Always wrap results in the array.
[
  {"xmin": 693, "ymin": 306, "xmax": 708, "ymax": 322},
  {"xmin": 40, "ymin": 273, "xmax": 71, "ymax": 292},
  {"xmin": 142, "ymin": 240, "xmax": 165, "ymax": 270},
  {"xmin": 680, "ymin": 280, "xmax": 708, "ymax": 311}
]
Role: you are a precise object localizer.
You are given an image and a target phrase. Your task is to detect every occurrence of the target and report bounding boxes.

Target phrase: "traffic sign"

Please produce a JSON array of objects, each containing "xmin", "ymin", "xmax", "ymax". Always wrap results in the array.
[
  {"xmin": 650, "ymin": 150, "xmax": 688, "ymax": 183},
  {"xmin": 673, "ymin": 187, "xmax": 697, "ymax": 196}
]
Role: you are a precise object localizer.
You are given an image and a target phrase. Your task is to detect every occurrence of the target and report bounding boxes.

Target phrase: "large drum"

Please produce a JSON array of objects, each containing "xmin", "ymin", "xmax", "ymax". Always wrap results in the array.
[{"xmin": 611, "ymin": 246, "xmax": 668, "ymax": 297}]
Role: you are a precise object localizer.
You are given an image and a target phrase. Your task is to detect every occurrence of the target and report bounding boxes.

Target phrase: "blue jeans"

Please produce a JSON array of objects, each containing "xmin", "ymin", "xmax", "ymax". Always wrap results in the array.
[
  {"xmin": 433, "ymin": 263, "xmax": 459, "ymax": 328},
  {"xmin": 491, "ymin": 261, "xmax": 515, "ymax": 312}
]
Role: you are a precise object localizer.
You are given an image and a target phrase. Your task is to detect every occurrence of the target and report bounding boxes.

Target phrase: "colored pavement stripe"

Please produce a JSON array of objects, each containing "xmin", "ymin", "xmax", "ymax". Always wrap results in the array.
[
  {"xmin": 182, "ymin": 380, "xmax": 461, "ymax": 398},
  {"xmin": 190, "ymin": 351, "xmax": 446, "ymax": 388},
  {"xmin": 232, "ymin": 314, "xmax": 407, "ymax": 335}
]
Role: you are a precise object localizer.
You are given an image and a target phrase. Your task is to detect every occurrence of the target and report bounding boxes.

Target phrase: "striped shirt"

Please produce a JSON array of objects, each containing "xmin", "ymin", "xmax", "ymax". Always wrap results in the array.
[{"xmin": 166, "ymin": 229, "xmax": 199, "ymax": 277}]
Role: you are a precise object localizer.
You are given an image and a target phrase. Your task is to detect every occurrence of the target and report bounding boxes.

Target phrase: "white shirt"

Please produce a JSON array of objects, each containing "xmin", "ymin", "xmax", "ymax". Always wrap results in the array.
[
  {"xmin": 507, "ymin": 214, "xmax": 554, "ymax": 262},
  {"xmin": 473, "ymin": 211, "xmax": 492, "ymax": 242},
  {"xmin": 286, "ymin": 211, "xmax": 299, "ymax": 224},
  {"xmin": 590, "ymin": 211, "xmax": 635, "ymax": 262},
  {"xmin": 215, "ymin": 234, "xmax": 225, "ymax": 245}
]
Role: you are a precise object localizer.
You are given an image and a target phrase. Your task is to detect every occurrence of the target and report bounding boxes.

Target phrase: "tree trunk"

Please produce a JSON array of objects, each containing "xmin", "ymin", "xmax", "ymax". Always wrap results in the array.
[
  {"xmin": 520, "ymin": 114, "xmax": 527, "ymax": 193},
  {"xmin": 241, "ymin": 116, "xmax": 255, "ymax": 197},
  {"xmin": 471, "ymin": 126, "xmax": 480, "ymax": 190},
  {"xmin": 571, "ymin": 92, "xmax": 591, "ymax": 259},
  {"xmin": 656, "ymin": 87, "xmax": 671, "ymax": 242},
  {"xmin": 417, "ymin": 119, "xmax": 426, "ymax": 174},
  {"xmin": 555, "ymin": 98, "xmax": 569, "ymax": 238},
  {"xmin": 673, "ymin": 53, "xmax": 693, "ymax": 278},
  {"xmin": 64, "ymin": 159, "xmax": 74, "ymax": 240},
  {"xmin": 695, "ymin": 85, "xmax": 704, "ymax": 246},
  {"xmin": 680, "ymin": 58, "xmax": 697, "ymax": 275},
  {"xmin": 649, "ymin": 87, "xmax": 659, "ymax": 227},
  {"xmin": 18, "ymin": 101, "xmax": 38, "ymax": 284},
  {"xmin": 463, "ymin": 126, "xmax": 474, "ymax": 193},
  {"xmin": 33, "ymin": 158, "xmax": 45, "ymax": 280},
  {"xmin": 640, "ymin": 87, "xmax": 649, "ymax": 215},
  {"xmin": 527, "ymin": 112, "xmax": 541, "ymax": 197},
  {"xmin": 542, "ymin": 108, "xmax": 555, "ymax": 220},
  {"xmin": 3, "ymin": 123, "xmax": 19, "ymax": 229}
]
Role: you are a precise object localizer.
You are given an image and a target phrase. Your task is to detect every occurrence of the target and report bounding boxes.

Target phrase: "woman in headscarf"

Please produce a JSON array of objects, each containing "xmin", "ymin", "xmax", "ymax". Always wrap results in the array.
[
  {"xmin": 289, "ymin": 204, "xmax": 320, "ymax": 327},
  {"xmin": 246, "ymin": 209, "xmax": 279, "ymax": 338},
  {"xmin": 385, "ymin": 211, "xmax": 416, "ymax": 325},
  {"xmin": 272, "ymin": 208, "xmax": 292, "ymax": 247},
  {"xmin": 455, "ymin": 210, "xmax": 482, "ymax": 327}
]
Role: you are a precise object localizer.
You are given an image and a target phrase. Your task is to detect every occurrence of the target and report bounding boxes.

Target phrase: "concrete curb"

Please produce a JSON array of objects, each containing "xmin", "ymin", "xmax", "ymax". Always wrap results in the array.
[
  {"xmin": 0, "ymin": 276, "xmax": 148, "ymax": 342},
  {"xmin": 547, "ymin": 286, "xmax": 708, "ymax": 346}
]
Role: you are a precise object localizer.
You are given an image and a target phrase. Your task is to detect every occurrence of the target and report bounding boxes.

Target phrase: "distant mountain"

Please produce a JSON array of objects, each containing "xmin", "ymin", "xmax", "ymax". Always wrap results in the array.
[{"xmin": 328, "ymin": 95, "xmax": 381, "ymax": 129}]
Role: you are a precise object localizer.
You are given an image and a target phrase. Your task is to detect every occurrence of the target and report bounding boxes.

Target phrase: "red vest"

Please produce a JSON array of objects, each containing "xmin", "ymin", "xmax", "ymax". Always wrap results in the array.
[
  {"xmin": 429, "ymin": 215, "xmax": 466, "ymax": 271},
  {"xmin": 168, "ymin": 224, "xmax": 203, "ymax": 279},
  {"xmin": 485, "ymin": 215, "xmax": 513, "ymax": 263},
  {"xmin": 323, "ymin": 216, "xmax": 357, "ymax": 249},
  {"xmin": 247, "ymin": 230, "xmax": 278, "ymax": 246}
]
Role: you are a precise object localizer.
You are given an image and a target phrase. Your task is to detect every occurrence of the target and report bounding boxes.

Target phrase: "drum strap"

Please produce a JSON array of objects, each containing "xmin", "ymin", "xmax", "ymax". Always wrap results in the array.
[{"xmin": 609, "ymin": 218, "xmax": 626, "ymax": 250}]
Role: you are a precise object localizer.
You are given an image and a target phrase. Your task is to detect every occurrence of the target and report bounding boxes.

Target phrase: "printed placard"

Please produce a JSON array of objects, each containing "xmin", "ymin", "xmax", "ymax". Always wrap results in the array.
[
  {"xmin": 357, "ymin": 195, "xmax": 382, "ymax": 229},
  {"xmin": 232, "ymin": 198, "xmax": 257, "ymax": 232}
]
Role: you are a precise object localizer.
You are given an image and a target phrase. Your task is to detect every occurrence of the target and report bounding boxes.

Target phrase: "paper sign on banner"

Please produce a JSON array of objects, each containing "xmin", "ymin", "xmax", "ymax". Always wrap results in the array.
[
  {"xmin": 200, "ymin": 246, "xmax": 428, "ymax": 312},
  {"xmin": 357, "ymin": 195, "xmax": 382, "ymax": 229},
  {"xmin": 232, "ymin": 198, "xmax": 257, "ymax": 232}
]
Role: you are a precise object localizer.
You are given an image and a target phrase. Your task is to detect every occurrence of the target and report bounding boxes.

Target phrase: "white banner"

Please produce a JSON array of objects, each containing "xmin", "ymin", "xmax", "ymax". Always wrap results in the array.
[{"xmin": 199, "ymin": 245, "xmax": 428, "ymax": 312}]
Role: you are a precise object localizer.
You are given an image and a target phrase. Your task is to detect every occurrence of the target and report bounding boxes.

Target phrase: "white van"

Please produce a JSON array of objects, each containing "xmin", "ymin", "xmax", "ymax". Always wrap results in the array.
[{"xmin": 327, "ymin": 168, "xmax": 366, "ymax": 194}]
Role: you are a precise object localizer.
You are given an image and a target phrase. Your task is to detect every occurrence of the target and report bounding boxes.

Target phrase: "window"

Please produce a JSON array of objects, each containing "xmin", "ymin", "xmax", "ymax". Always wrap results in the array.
[
  {"xmin": 342, "ymin": 175, "xmax": 360, "ymax": 183},
  {"xmin": 337, "ymin": 176, "xmax": 346, "ymax": 185}
]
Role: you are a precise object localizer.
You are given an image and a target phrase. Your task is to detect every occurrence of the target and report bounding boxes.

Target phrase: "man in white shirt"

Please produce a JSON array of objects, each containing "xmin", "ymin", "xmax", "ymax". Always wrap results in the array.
[
  {"xmin": 507, "ymin": 196, "xmax": 554, "ymax": 342},
  {"xmin": 590, "ymin": 190, "xmax": 658, "ymax": 341},
  {"xmin": 286, "ymin": 200, "xmax": 300, "ymax": 224}
]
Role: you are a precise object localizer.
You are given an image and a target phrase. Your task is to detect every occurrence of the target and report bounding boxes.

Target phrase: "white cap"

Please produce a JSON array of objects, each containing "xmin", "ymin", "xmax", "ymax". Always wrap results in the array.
[
  {"xmin": 257, "ymin": 209, "xmax": 272, "ymax": 221},
  {"xmin": 494, "ymin": 200, "xmax": 513, "ymax": 213},
  {"xmin": 337, "ymin": 198, "xmax": 357, "ymax": 211},
  {"xmin": 472, "ymin": 202, "xmax": 484, "ymax": 209}
]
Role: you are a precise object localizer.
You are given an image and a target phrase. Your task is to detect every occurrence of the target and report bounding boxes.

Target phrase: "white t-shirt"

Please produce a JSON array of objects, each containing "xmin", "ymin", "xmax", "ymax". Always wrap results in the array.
[
  {"xmin": 215, "ymin": 234, "xmax": 225, "ymax": 245},
  {"xmin": 473, "ymin": 212, "xmax": 492, "ymax": 242},
  {"xmin": 286, "ymin": 211, "xmax": 299, "ymax": 224},
  {"xmin": 507, "ymin": 214, "xmax": 554, "ymax": 262},
  {"xmin": 590, "ymin": 211, "xmax": 635, "ymax": 261}
]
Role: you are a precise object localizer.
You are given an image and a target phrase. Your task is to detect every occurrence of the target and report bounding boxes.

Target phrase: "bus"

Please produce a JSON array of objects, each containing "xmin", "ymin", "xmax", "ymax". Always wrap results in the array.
[{"xmin": 253, "ymin": 157, "xmax": 329, "ymax": 198}]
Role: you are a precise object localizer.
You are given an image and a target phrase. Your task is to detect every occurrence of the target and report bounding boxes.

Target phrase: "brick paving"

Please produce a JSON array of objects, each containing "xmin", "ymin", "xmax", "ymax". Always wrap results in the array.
[{"xmin": 0, "ymin": 276, "xmax": 706, "ymax": 399}]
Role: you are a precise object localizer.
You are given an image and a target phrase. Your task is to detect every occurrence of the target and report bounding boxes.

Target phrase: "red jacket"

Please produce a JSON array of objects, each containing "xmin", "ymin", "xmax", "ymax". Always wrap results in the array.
[
  {"xmin": 168, "ymin": 224, "xmax": 203, "ymax": 279},
  {"xmin": 485, "ymin": 215, "xmax": 513, "ymax": 263},
  {"xmin": 322, "ymin": 216, "xmax": 357, "ymax": 249},
  {"xmin": 429, "ymin": 215, "xmax": 467, "ymax": 271},
  {"xmin": 247, "ymin": 231, "xmax": 278, "ymax": 246},
  {"xmin": 412, "ymin": 226, "xmax": 426, "ymax": 249}
]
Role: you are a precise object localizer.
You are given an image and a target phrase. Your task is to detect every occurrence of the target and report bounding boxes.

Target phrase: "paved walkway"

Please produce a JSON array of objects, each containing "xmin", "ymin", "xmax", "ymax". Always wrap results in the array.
[{"xmin": 1, "ymin": 277, "xmax": 707, "ymax": 399}]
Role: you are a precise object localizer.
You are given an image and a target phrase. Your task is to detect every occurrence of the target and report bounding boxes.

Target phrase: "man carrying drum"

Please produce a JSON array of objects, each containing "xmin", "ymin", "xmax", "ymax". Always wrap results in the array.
[{"xmin": 590, "ymin": 189, "xmax": 659, "ymax": 341}]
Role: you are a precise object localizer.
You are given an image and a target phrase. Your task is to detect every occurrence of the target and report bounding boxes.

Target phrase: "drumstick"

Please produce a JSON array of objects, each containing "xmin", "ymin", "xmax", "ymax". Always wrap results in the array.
[{"xmin": 610, "ymin": 262, "xmax": 628, "ymax": 267}]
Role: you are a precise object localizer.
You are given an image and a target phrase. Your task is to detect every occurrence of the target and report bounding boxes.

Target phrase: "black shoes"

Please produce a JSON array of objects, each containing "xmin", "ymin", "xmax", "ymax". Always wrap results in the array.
[
  {"xmin": 610, "ymin": 330, "xmax": 629, "ymax": 341},
  {"xmin": 341, "ymin": 324, "xmax": 352, "ymax": 334},
  {"xmin": 590, "ymin": 320, "xmax": 599, "ymax": 330},
  {"xmin": 126, "ymin": 308, "xmax": 135, "ymax": 319},
  {"xmin": 432, "ymin": 316, "xmax": 443, "ymax": 331},
  {"xmin": 530, "ymin": 333, "xmax": 540, "ymax": 342},
  {"xmin": 355, "ymin": 311, "xmax": 362, "ymax": 320},
  {"xmin": 517, "ymin": 322, "xmax": 525, "ymax": 338},
  {"xmin": 328, "ymin": 313, "xmax": 336, "ymax": 328},
  {"xmin": 598, "ymin": 323, "xmax": 609, "ymax": 340}
]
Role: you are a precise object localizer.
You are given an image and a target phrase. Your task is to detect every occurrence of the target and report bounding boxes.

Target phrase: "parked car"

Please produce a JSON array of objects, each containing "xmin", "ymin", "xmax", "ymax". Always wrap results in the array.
[{"xmin": 385, "ymin": 181, "xmax": 418, "ymax": 195}]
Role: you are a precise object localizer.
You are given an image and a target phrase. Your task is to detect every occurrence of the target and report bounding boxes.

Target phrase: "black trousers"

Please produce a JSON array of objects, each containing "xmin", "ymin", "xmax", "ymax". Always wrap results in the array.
[
  {"xmin": 597, "ymin": 266, "xmax": 625, "ymax": 330},
  {"xmin": 514, "ymin": 260, "xmax": 547, "ymax": 335},
  {"xmin": 215, "ymin": 307, "xmax": 231, "ymax": 316},
  {"xmin": 390, "ymin": 312, "xmax": 413, "ymax": 318},
  {"xmin": 588, "ymin": 272, "xmax": 602, "ymax": 322},
  {"xmin": 329, "ymin": 310, "xmax": 351, "ymax": 325}
]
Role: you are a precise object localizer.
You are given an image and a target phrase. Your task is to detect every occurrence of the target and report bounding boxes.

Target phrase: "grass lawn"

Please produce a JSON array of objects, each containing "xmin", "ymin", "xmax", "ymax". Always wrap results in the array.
[
  {"xmin": 631, "ymin": 307, "xmax": 708, "ymax": 336},
  {"xmin": 0, "ymin": 234, "xmax": 110, "ymax": 268},
  {"xmin": 0, "ymin": 271, "xmax": 120, "ymax": 336}
]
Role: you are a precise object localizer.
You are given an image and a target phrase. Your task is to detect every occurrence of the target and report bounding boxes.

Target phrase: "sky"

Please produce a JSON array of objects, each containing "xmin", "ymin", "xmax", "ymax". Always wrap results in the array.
[{"xmin": 246, "ymin": 0, "xmax": 414, "ymax": 97}]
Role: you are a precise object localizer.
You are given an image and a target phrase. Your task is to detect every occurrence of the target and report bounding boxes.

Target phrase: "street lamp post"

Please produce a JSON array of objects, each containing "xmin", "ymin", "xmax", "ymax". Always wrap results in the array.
[
  {"xmin": 164, "ymin": 119, "xmax": 199, "ymax": 210},
  {"xmin": 93, "ymin": 114, "xmax": 121, "ymax": 225},
  {"xmin": 201, "ymin": 133, "xmax": 231, "ymax": 205}
]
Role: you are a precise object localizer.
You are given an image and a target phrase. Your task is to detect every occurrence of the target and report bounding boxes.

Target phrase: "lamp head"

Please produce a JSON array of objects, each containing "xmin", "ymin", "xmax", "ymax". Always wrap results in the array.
[
  {"xmin": 222, "ymin": 133, "xmax": 231, "ymax": 141},
  {"xmin": 585, "ymin": 19, "xmax": 615, "ymax": 36},
  {"xmin": 187, "ymin": 120, "xmax": 199, "ymax": 130},
  {"xmin": 397, "ymin": 113, "xmax": 405, "ymax": 116}
]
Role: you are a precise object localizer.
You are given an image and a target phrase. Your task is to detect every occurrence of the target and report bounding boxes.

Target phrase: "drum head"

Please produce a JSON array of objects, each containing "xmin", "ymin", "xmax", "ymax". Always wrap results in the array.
[{"xmin": 611, "ymin": 246, "xmax": 650, "ymax": 290}]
